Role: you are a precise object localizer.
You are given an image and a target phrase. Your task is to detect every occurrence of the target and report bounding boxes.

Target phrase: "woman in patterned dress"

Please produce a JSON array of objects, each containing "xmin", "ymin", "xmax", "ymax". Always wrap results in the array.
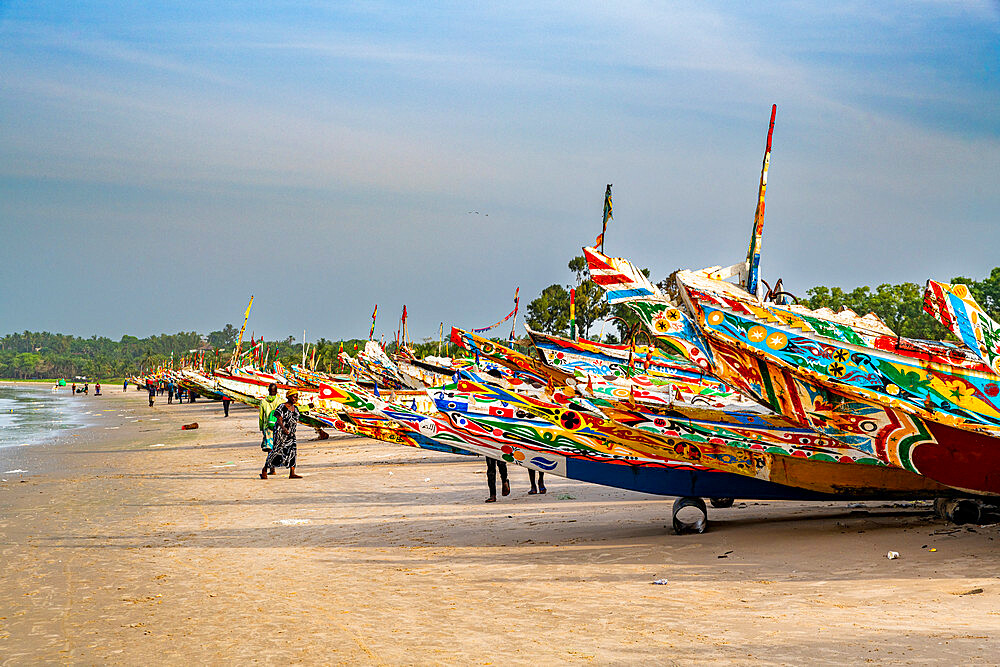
[{"xmin": 260, "ymin": 390, "xmax": 303, "ymax": 479}]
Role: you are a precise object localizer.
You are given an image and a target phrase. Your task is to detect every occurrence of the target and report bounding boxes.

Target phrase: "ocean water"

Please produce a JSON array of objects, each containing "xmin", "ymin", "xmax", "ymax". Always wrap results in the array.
[{"xmin": 0, "ymin": 384, "xmax": 92, "ymax": 451}]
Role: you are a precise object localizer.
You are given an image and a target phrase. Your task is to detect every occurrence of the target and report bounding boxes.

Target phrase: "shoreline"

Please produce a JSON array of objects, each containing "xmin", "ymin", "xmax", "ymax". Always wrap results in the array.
[{"xmin": 1, "ymin": 388, "xmax": 999, "ymax": 663}]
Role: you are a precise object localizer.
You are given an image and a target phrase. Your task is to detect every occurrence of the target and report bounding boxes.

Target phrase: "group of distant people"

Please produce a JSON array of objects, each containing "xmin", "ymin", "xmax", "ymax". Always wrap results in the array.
[{"xmin": 65, "ymin": 381, "xmax": 101, "ymax": 396}]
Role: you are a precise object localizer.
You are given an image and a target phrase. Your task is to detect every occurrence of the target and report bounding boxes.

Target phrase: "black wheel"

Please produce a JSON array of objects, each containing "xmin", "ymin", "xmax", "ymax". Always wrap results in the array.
[
  {"xmin": 709, "ymin": 497, "xmax": 735, "ymax": 508},
  {"xmin": 935, "ymin": 498, "xmax": 981, "ymax": 525},
  {"xmin": 948, "ymin": 499, "xmax": 982, "ymax": 525},
  {"xmin": 672, "ymin": 496, "xmax": 708, "ymax": 535}
]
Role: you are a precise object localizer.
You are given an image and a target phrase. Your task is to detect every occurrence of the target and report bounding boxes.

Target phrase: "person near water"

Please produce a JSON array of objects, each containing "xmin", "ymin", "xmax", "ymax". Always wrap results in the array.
[
  {"xmin": 222, "ymin": 394, "xmax": 232, "ymax": 417},
  {"xmin": 123, "ymin": 379, "xmax": 128, "ymax": 392},
  {"xmin": 528, "ymin": 469, "xmax": 546, "ymax": 495},
  {"xmin": 261, "ymin": 389, "xmax": 302, "ymax": 479},
  {"xmin": 95, "ymin": 382, "xmax": 101, "ymax": 396},
  {"xmin": 146, "ymin": 380, "xmax": 155, "ymax": 407},
  {"xmin": 72, "ymin": 382, "xmax": 76, "ymax": 395},
  {"xmin": 167, "ymin": 382, "xmax": 174, "ymax": 404},
  {"xmin": 485, "ymin": 457, "xmax": 510, "ymax": 503},
  {"xmin": 258, "ymin": 383, "xmax": 282, "ymax": 476}
]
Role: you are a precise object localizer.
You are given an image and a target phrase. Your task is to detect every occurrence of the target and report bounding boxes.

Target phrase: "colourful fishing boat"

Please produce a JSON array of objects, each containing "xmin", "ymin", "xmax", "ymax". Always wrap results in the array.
[{"xmin": 450, "ymin": 328, "xmax": 955, "ymax": 498}]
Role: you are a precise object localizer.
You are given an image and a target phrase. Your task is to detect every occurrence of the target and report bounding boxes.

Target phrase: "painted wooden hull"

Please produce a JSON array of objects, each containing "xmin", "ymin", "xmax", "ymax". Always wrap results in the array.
[
  {"xmin": 449, "ymin": 328, "xmax": 961, "ymax": 497},
  {"xmin": 315, "ymin": 381, "xmax": 845, "ymax": 500}
]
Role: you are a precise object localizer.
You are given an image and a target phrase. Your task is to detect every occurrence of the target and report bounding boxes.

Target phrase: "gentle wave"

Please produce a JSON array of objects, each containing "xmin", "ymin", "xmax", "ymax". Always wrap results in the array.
[{"xmin": 0, "ymin": 384, "xmax": 92, "ymax": 449}]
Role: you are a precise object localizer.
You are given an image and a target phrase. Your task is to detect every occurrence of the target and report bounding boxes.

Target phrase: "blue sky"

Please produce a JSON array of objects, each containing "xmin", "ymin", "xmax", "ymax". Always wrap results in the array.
[{"xmin": 1, "ymin": 1, "xmax": 998, "ymax": 342}]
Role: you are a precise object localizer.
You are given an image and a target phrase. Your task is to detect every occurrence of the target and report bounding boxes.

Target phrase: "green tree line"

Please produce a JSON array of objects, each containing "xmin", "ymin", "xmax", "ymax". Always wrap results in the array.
[{"xmin": 0, "ymin": 325, "xmax": 466, "ymax": 380}]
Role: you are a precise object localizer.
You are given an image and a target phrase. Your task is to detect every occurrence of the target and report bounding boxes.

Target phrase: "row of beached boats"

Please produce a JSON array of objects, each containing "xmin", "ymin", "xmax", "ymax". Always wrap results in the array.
[{"xmin": 138, "ymin": 105, "xmax": 1000, "ymax": 531}]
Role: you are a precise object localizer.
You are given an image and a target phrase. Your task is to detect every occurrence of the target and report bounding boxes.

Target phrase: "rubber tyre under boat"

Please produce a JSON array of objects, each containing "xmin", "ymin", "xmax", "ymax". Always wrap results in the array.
[
  {"xmin": 672, "ymin": 497, "xmax": 708, "ymax": 535},
  {"xmin": 933, "ymin": 497, "xmax": 982, "ymax": 525}
]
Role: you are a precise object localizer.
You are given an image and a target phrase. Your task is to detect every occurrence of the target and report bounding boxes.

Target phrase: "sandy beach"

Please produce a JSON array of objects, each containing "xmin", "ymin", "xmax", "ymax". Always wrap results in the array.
[{"xmin": 1, "ymin": 385, "xmax": 998, "ymax": 665}]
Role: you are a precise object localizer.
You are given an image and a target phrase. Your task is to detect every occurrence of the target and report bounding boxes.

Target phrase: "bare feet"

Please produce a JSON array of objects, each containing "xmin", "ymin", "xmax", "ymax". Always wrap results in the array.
[
  {"xmin": 269, "ymin": 468, "xmax": 276, "ymax": 475},
  {"xmin": 485, "ymin": 496, "xmax": 497, "ymax": 503},
  {"xmin": 260, "ymin": 472, "xmax": 268, "ymax": 479},
  {"xmin": 501, "ymin": 480, "xmax": 510, "ymax": 496},
  {"xmin": 289, "ymin": 473, "xmax": 303, "ymax": 479}
]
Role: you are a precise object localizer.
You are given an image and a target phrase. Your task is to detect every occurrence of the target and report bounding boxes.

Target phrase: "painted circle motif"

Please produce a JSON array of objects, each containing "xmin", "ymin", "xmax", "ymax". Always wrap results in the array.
[
  {"xmin": 502, "ymin": 453, "xmax": 514, "ymax": 463},
  {"xmin": 559, "ymin": 411, "xmax": 583, "ymax": 430},
  {"xmin": 885, "ymin": 384, "xmax": 901, "ymax": 396},
  {"xmin": 512, "ymin": 450, "xmax": 525, "ymax": 462},
  {"xmin": 986, "ymin": 383, "xmax": 999, "ymax": 398},
  {"xmin": 501, "ymin": 445, "xmax": 513, "ymax": 454},
  {"xmin": 707, "ymin": 311, "xmax": 725, "ymax": 326},
  {"xmin": 654, "ymin": 318, "xmax": 672, "ymax": 333},
  {"xmin": 827, "ymin": 362, "xmax": 847, "ymax": 378},
  {"xmin": 747, "ymin": 326, "xmax": 768, "ymax": 344},
  {"xmin": 665, "ymin": 308, "xmax": 682, "ymax": 321},
  {"xmin": 765, "ymin": 331, "xmax": 788, "ymax": 350},
  {"xmin": 953, "ymin": 284, "xmax": 969, "ymax": 299}
]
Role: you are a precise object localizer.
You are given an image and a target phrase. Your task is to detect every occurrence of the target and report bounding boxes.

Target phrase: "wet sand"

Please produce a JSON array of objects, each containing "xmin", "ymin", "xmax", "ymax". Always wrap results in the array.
[{"xmin": 1, "ymin": 386, "xmax": 998, "ymax": 664}]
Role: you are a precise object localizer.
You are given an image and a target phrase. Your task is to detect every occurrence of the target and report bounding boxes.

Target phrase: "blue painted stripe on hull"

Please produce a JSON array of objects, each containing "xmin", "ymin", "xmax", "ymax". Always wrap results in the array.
[
  {"xmin": 564, "ymin": 457, "xmax": 832, "ymax": 500},
  {"xmin": 606, "ymin": 287, "xmax": 655, "ymax": 302}
]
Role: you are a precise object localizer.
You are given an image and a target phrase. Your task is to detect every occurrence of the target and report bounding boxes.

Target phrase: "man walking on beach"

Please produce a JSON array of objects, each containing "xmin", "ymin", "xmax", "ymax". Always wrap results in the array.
[
  {"xmin": 528, "ymin": 469, "xmax": 546, "ymax": 495},
  {"xmin": 485, "ymin": 457, "xmax": 510, "ymax": 503},
  {"xmin": 146, "ymin": 381, "xmax": 156, "ymax": 407},
  {"xmin": 167, "ymin": 382, "xmax": 174, "ymax": 404}
]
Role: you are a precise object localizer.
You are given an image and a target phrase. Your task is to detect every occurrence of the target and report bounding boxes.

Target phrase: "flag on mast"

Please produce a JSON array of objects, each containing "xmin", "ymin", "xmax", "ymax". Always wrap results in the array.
[
  {"xmin": 369, "ymin": 304, "xmax": 378, "ymax": 340},
  {"xmin": 595, "ymin": 184, "xmax": 612, "ymax": 251},
  {"xmin": 231, "ymin": 295, "xmax": 253, "ymax": 366},
  {"xmin": 509, "ymin": 287, "xmax": 520, "ymax": 341},
  {"xmin": 745, "ymin": 104, "xmax": 776, "ymax": 298},
  {"xmin": 569, "ymin": 288, "xmax": 577, "ymax": 340},
  {"xmin": 401, "ymin": 305, "xmax": 408, "ymax": 348}
]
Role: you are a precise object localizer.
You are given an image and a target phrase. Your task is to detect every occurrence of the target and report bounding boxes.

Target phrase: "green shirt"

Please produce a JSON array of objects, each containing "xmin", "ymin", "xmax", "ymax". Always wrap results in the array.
[{"xmin": 258, "ymin": 394, "xmax": 284, "ymax": 432}]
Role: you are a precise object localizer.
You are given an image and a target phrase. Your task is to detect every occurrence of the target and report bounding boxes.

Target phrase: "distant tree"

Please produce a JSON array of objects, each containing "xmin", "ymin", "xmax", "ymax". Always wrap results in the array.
[
  {"xmin": 207, "ymin": 324, "xmax": 239, "ymax": 348},
  {"xmin": 526, "ymin": 284, "xmax": 570, "ymax": 335}
]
